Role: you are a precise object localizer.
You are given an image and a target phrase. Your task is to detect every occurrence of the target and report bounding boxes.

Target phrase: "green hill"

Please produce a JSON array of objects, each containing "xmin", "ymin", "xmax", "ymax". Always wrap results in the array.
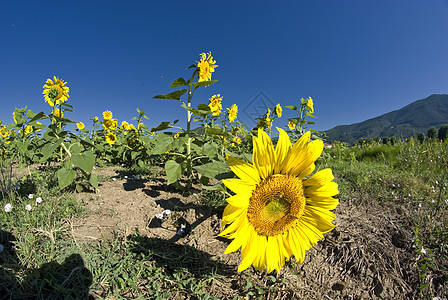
[{"xmin": 324, "ymin": 94, "xmax": 448, "ymax": 143}]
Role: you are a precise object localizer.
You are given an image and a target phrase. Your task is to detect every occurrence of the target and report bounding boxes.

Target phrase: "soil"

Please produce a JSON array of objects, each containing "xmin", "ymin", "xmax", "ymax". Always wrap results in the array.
[{"xmin": 71, "ymin": 167, "xmax": 422, "ymax": 299}]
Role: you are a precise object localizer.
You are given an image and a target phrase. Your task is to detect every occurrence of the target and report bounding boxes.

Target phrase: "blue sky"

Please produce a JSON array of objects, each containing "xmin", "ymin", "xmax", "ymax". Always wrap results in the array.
[{"xmin": 1, "ymin": 0, "xmax": 448, "ymax": 132}]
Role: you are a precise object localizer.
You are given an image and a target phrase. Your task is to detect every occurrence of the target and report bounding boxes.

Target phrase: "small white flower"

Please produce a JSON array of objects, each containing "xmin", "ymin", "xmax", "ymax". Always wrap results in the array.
[
  {"xmin": 397, "ymin": 184, "xmax": 401, "ymax": 188},
  {"xmin": 35, "ymin": 197, "xmax": 42, "ymax": 204},
  {"xmin": 25, "ymin": 204, "xmax": 32, "ymax": 211},
  {"xmin": 124, "ymin": 175, "xmax": 128, "ymax": 179},
  {"xmin": 435, "ymin": 180, "xmax": 439, "ymax": 185},
  {"xmin": 4, "ymin": 203, "xmax": 12, "ymax": 213},
  {"xmin": 445, "ymin": 199, "xmax": 448, "ymax": 206},
  {"xmin": 421, "ymin": 246, "xmax": 426, "ymax": 255},
  {"xmin": 113, "ymin": 178, "xmax": 117, "ymax": 181},
  {"xmin": 392, "ymin": 184, "xmax": 395, "ymax": 187},
  {"xmin": 28, "ymin": 194, "xmax": 33, "ymax": 199},
  {"xmin": 419, "ymin": 203, "xmax": 422, "ymax": 208},
  {"xmin": 93, "ymin": 166, "xmax": 96, "ymax": 170}
]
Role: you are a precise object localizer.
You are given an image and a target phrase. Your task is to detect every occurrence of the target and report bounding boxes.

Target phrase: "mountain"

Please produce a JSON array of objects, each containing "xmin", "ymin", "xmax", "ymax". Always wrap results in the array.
[{"xmin": 324, "ymin": 94, "xmax": 448, "ymax": 144}]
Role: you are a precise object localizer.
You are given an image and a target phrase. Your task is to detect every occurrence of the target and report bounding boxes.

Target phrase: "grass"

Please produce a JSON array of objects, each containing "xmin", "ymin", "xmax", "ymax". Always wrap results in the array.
[{"xmin": 1, "ymin": 139, "xmax": 447, "ymax": 298}]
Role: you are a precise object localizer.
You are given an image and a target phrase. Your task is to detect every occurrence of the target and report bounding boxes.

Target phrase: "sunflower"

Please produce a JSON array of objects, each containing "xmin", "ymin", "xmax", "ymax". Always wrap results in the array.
[
  {"xmin": 197, "ymin": 52, "xmax": 218, "ymax": 82},
  {"xmin": 103, "ymin": 110, "xmax": 113, "ymax": 120},
  {"xmin": 306, "ymin": 97, "xmax": 314, "ymax": 114},
  {"xmin": 288, "ymin": 121, "xmax": 296, "ymax": 130},
  {"xmin": 120, "ymin": 121, "xmax": 129, "ymax": 130},
  {"xmin": 24, "ymin": 125, "xmax": 33, "ymax": 134},
  {"xmin": 105, "ymin": 132, "xmax": 117, "ymax": 145},
  {"xmin": 208, "ymin": 94, "xmax": 223, "ymax": 116},
  {"xmin": 174, "ymin": 132, "xmax": 180, "ymax": 139},
  {"xmin": 275, "ymin": 104, "xmax": 282, "ymax": 117},
  {"xmin": 42, "ymin": 76, "xmax": 69, "ymax": 107},
  {"xmin": 103, "ymin": 118, "xmax": 118, "ymax": 130},
  {"xmin": 227, "ymin": 104, "xmax": 238, "ymax": 123},
  {"xmin": 76, "ymin": 122, "xmax": 85, "ymax": 130},
  {"xmin": 219, "ymin": 128, "xmax": 339, "ymax": 273},
  {"xmin": 13, "ymin": 112, "xmax": 17, "ymax": 124}
]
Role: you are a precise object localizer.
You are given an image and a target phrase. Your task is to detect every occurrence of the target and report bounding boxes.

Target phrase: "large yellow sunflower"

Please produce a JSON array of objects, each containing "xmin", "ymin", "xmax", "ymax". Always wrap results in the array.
[
  {"xmin": 42, "ymin": 76, "xmax": 69, "ymax": 107},
  {"xmin": 197, "ymin": 52, "xmax": 218, "ymax": 82},
  {"xmin": 219, "ymin": 128, "xmax": 339, "ymax": 273},
  {"xmin": 105, "ymin": 132, "xmax": 117, "ymax": 145}
]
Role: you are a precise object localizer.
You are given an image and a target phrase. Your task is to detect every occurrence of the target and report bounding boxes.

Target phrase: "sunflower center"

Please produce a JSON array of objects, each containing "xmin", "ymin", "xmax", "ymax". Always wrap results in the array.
[{"xmin": 247, "ymin": 174, "xmax": 306, "ymax": 236}]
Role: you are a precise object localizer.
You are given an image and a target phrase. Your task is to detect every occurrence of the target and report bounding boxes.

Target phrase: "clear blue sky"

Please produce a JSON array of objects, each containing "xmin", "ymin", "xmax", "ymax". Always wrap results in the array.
[{"xmin": 1, "ymin": 0, "xmax": 448, "ymax": 132}]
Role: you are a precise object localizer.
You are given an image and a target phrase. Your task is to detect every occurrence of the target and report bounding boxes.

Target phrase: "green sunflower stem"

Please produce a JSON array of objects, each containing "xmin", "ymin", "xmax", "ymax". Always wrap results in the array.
[{"xmin": 185, "ymin": 71, "xmax": 197, "ymax": 190}]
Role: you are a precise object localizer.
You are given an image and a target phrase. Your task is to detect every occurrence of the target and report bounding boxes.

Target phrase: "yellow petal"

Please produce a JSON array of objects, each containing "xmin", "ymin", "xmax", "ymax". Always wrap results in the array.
[
  {"xmin": 225, "ymin": 194, "xmax": 250, "ymax": 208},
  {"xmin": 290, "ymin": 139, "xmax": 323, "ymax": 178},
  {"xmin": 305, "ymin": 181, "xmax": 339, "ymax": 198},
  {"xmin": 274, "ymin": 128, "xmax": 291, "ymax": 174},
  {"xmin": 225, "ymin": 221, "xmax": 251, "ymax": 254},
  {"xmin": 221, "ymin": 204, "xmax": 245, "ymax": 227},
  {"xmin": 297, "ymin": 221, "xmax": 324, "ymax": 251},
  {"xmin": 226, "ymin": 155, "xmax": 260, "ymax": 184},
  {"xmin": 303, "ymin": 168, "xmax": 334, "ymax": 187},
  {"xmin": 282, "ymin": 132, "xmax": 310, "ymax": 174},
  {"xmin": 306, "ymin": 196, "xmax": 339, "ymax": 210},
  {"xmin": 252, "ymin": 129, "xmax": 275, "ymax": 179},
  {"xmin": 288, "ymin": 228, "xmax": 305, "ymax": 263},
  {"xmin": 219, "ymin": 213, "xmax": 246, "ymax": 238},
  {"xmin": 222, "ymin": 178, "xmax": 255, "ymax": 195},
  {"xmin": 302, "ymin": 206, "xmax": 336, "ymax": 233},
  {"xmin": 238, "ymin": 228, "xmax": 260, "ymax": 272}
]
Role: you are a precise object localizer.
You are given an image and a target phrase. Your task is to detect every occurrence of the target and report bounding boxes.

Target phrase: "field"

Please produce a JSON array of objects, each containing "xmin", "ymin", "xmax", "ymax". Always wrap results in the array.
[
  {"xmin": 1, "ymin": 138, "xmax": 447, "ymax": 299},
  {"xmin": 1, "ymin": 58, "xmax": 447, "ymax": 299}
]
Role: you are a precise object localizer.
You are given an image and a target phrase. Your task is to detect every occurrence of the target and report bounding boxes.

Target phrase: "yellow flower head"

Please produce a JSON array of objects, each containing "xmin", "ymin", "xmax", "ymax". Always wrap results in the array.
[
  {"xmin": 0, "ymin": 126, "xmax": 8, "ymax": 138},
  {"xmin": 54, "ymin": 108, "xmax": 63, "ymax": 118},
  {"xmin": 76, "ymin": 122, "xmax": 85, "ymax": 130},
  {"xmin": 174, "ymin": 132, "xmax": 180, "ymax": 139},
  {"xmin": 93, "ymin": 116, "xmax": 99, "ymax": 123},
  {"xmin": 13, "ymin": 112, "xmax": 17, "ymax": 124},
  {"xmin": 227, "ymin": 104, "xmax": 238, "ymax": 123},
  {"xmin": 42, "ymin": 76, "xmax": 69, "ymax": 107},
  {"xmin": 288, "ymin": 121, "xmax": 296, "ymax": 130},
  {"xmin": 105, "ymin": 132, "xmax": 117, "ymax": 145},
  {"xmin": 208, "ymin": 94, "xmax": 223, "ymax": 116},
  {"xmin": 120, "ymin": 121, "xmax": 129, "ymax": 130},
  {"xmin": 138, "ymin": 123, "xmax": 144, "ymax": 131},
  {"xmin": 232, "ymin": 136, "xmax": 241, "ymax": 145},
  {"xmin": 306, "ymin": 97, "xmax": 314, "ymax": 114},
  {"xmin": 103, "ymin": 118, "xmax": 118, "ymax": 130},
  {"xmin": 275, "ymin": 104, "xmax": 282, "ymax": 118},
  {"xmin": 25, "ymin": 125, "xmax": 33, "ymax": 134},
  {"xmin": 220, "ymin": 128, "xmax": 339, "ymax": 273},
  {"xmin": 103, "ymin": 110, "xmax": 113, "ymax": 120},
  {"xmin": 197, "ymin": 52, "xmax": 218, "ymax": 82}
]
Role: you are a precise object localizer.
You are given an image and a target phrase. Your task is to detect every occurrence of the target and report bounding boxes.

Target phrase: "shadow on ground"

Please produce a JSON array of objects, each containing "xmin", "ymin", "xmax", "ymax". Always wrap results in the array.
[{"xmin": 0, "ymin": 230, "xmax": 93, "ymax": 299}]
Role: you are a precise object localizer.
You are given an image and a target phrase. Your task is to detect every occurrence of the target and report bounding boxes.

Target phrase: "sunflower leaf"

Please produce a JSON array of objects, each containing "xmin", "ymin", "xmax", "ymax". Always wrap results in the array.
[
  {"xmin": 165, "ymin": 160, "xmax": 182, "ymax": 185},
  {"xmin": 191, "ymin": 80, "xmax": 218, "ymax": 88},
  {"xmin": 153, "ymin": 89, "xmax": 187, "ymax": 101},
  {"xmin": 169, "ymin": 78, "xmax": 187, "ymax": 87}
]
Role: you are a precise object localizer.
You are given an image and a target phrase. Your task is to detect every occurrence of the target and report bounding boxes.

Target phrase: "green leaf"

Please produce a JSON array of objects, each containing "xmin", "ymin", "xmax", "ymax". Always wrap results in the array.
[
  {"xmin": 89, "ymin": 174, "xmax": 98, "ymax": 189},
  {"xmin": 150, "ymin": 133, "xmax": 174, "ymax": 154},
  {"xmin": 57, "ymin": 167, "xmax": 77, "ymax": 190},
  {"xmin": 165, "ymin": 160, "xmax": 182, "ymax": 185},
  {"xmin": 194, "ymin": 161, "xmax": 230, "ymax": 179},
  {"xmin": 191, "ymin": 80, "xmax": 218, "ymax": 88},
  {"xmin": 202, "ymin": 143, "xmax": 218, "ymax": 159},
  {"xmin": 71, "ymin": 151, "xmax": 95, "ymax": 173},
  {"xmin": 180, "ymin": 103, "xmax": 211, "ymax": 117},
  {"xmin": 206, "ymin": 128, "xmax": 231, "ymax": 138},
  {"xmin": 151, "ymin": 121, "xmax": 172, "ymax": 132},
  {"xmin": 16, "ymin": 141, "xmax": 29, "ymax": 154},
  {"xmin": 39, "ymin": 139, "xmax": 63, "ymax": 163},
  {"xmin": 285, "ymin": 105, "xmax": 297, "ymax": 111},
  {"xmin": 153, "ymin": 89, "xmax": 187, "ymax": 101},
  {"xmin": 169, "ymin": 78, "xmax": 187, "ymax": 87}
]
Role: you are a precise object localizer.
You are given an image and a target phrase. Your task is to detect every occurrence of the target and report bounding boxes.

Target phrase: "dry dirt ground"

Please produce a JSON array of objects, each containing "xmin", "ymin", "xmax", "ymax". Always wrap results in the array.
[{"xmin": 71, "ymin": 167, "xmax": 421, "ymax": 299}]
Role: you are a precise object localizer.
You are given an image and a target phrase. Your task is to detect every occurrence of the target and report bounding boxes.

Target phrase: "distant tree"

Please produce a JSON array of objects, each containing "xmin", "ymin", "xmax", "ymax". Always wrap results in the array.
[
  {"xmin": 438, "ymin": 124, "xmax": 448, "ymax": 141},
  {"xmin": 427, "ymin": 126, "xmax": 438, "ymax": 140},
  {"xmin": 416, "ymin": 132, "xmax": 425, "ymax": 144}
]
